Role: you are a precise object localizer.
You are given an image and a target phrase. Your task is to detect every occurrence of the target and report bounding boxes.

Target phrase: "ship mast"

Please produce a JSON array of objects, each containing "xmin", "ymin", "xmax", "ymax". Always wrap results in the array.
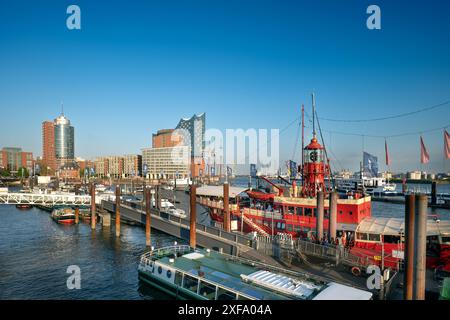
[
  {"xmin": 312, "ymin": 92, "xmax": 317, "ymax": 193},
  {"xmin": 301, "ymin": 104, "xmax": 305, "ymax": 186},
  {"xmin": 312, "ymin": 93, "xmax": 316, "ymax": 137}
]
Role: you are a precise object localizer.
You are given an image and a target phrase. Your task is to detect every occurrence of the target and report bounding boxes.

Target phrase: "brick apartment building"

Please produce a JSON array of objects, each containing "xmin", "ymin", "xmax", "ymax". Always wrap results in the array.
[{"xmin": 0, "ymin": 147, "xmax": 34, "ymax": 174}]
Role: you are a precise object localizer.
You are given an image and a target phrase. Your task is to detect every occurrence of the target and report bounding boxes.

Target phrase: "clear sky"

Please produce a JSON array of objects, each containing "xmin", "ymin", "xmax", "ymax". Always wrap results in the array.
[{"xmin": 0, "ymin": 0, "xmax": 449, "ymax": 174}]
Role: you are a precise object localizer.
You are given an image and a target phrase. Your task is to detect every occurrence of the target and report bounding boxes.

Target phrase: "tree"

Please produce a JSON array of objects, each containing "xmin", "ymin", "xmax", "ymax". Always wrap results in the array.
[
  {"xmin": 17, "ymin": 167, "xmax": 29, "ymax": 178},
  {"xmin": 0, "ymin": 167, "xmax": 10, "ymax": 177}
]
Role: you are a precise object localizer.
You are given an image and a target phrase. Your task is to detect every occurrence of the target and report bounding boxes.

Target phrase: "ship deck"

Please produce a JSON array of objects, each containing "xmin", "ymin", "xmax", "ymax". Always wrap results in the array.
[{"xmin": 156, "ymin": 249, "xmax": 325, "ymax": 300}]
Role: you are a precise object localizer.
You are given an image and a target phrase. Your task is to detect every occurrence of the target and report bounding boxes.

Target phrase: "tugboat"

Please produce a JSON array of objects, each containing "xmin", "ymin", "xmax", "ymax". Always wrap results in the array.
[
  {"xmin": 138, "ymin": 245, "xmax": 373, "ymax": 300},
  {"xmin": 51, "ymin": 208, "xmax": 76, "ymax": 225}
]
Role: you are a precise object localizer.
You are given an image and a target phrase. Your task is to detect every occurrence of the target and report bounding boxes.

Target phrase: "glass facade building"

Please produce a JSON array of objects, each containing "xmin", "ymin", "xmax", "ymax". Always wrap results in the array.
[
  {"xmin": 175, "ymin": 113, "xmax": 205, "ymax": 158},
  {"xmin": 54, "ymin": 115, "xmax": 75, "ymax": 161}
]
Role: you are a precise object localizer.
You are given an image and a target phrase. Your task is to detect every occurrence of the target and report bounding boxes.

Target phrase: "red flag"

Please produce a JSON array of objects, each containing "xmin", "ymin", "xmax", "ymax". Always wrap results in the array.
[
  {"xmin": 420, "ymin": 136, "xmax": 430, "ymax": 164},
  {"xmin": 385, "ymin": 139, "xmax": 390, "ymax": 166},
  {"xmin": 445, "ymin": 130, "xmax": 450, "ymax": 159}
]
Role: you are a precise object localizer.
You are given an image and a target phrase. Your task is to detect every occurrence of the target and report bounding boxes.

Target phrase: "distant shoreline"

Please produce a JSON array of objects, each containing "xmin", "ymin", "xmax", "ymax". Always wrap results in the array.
[
  {"xmin": 389, "ymin": 178, "xmax": 450, "ymax": 185},
  {"xmin": 232, "ymin": 175, "xmax": 450, "ymax": 185}
]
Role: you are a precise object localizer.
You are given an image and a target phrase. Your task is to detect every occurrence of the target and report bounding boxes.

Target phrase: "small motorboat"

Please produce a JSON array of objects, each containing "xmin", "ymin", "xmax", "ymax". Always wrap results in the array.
[
  {"xmin": 16, "ymin": 204, "xmax": 32, "ymax": 210},
  {"xmin": 51, "ymin": 208, "xmax": 76, "ymax": 225}
]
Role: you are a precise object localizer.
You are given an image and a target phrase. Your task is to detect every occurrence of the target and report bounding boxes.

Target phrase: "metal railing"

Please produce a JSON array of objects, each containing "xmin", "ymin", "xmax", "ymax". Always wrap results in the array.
[
  {"xmin": 242, "ymin": 208, "xmax": 283, "ymax": 220},
  {"xmin": 295, "ymin": 239, "xmax": 340, "ymax": 261},
  {"xmin": 140, "ymin": 245, "xmax": 192, "ymax": 262},
  {"xmin": 254, "ymin": 236, "xmax": 387, "ymax": 270},
  {"xmin": 108, "ymin": 200, "xmax": 253, "ymax": 247},
  {"xmin": 0, "ymin": 192, "xmax": 91, "ymax": 205}
]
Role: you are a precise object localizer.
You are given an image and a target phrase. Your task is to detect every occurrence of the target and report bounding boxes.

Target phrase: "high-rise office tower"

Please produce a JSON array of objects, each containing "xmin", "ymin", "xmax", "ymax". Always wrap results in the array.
[
  {"xmin": 42, "ymin": 121, "xmax": 56, "ymax": 171},
  {"xmin": 42, "ymin": 110, "xmax": 75, "ymax": 172}
]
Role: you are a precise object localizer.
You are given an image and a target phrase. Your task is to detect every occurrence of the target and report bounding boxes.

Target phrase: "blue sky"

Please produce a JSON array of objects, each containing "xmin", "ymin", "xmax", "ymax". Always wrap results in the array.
[{"xmin": 0, "ymin": 0, "xmax": 449, "ymax": 173}]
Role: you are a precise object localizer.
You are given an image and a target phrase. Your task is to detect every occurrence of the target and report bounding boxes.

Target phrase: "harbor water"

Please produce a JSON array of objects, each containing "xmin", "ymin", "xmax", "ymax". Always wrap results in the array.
[{"xmin": 1, "ymin": 181, "xmax": 449, "ymax": 299}]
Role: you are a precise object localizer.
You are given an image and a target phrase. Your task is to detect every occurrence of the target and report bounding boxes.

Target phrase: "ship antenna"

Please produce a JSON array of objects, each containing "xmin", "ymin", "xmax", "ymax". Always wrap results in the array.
[{"xmin": 312, "ymin": 92, "xmax": 316, "ymax": 138}]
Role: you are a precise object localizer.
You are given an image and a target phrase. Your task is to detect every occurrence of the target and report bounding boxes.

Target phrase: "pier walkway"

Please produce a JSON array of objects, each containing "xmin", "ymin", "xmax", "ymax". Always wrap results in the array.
[{"xmin": 101, "ymin": 200, "xmax": 256, "ymax": 256}]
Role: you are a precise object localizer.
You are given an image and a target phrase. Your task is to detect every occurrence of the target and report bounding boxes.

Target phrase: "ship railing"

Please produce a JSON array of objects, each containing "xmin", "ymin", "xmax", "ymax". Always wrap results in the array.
[
  {"xmin": 140, "ymin": 245, "xmax": 193, "ymax": 263},
  {"xmin": 242, "ymin": 208, "xmax": 283, "ymax": 220},
  {"xmin": 197, "ymin": 197, "xmax": 238, "ymax": 211}
]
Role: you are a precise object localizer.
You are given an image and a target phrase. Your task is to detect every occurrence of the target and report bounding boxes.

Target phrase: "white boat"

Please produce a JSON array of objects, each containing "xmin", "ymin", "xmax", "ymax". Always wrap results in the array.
[
  {"xmin": 168, "ymin": 178, "xmax": 192, "ymax": 187},
  {"xmin": 95, "ymin": 189, "xmax": 116, "ymax": 204},
  {"xmin": 95, "ymin": 184, "xmax": 107, "ymax": 192},
  {"xmin": 154, "ymin": 198, "xmax": 187, "ymax": 218},
  {"xmin": 335, "ymin": 176, "xmax": 397, "ymax": 195}
]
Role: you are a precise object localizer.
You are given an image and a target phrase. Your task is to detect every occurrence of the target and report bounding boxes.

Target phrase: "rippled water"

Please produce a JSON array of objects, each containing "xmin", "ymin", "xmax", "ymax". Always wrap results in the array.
[
  {"xmin": 0, "ymin": 205, "xmax": 183, "ymax": 299},
  {"xmin": 0, "ymin": 180, "xmax": 449, "ymax": 299}
]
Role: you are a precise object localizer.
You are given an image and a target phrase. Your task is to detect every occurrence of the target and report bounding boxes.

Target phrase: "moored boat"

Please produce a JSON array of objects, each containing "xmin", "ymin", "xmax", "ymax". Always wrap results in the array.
[
  {"xmin": 51, "ymin": 208, "xmax": 76, "ymax": 225},
  {"xmin": 15, "ymin": 204, "xmax": 32, "ymax": 210},
  {"xmin": 195, "ymin": 103, "xmax": 450, "ymax": 273},
  {"xmin": 138, "ymin": 245, "xmax": 373, "ymax": 300}
]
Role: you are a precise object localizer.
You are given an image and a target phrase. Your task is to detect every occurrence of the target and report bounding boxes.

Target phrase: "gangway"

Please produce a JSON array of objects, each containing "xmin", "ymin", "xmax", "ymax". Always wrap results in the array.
[{"xmin": 0, "ymin": 192, "xmax": 91, "ymax": 206}]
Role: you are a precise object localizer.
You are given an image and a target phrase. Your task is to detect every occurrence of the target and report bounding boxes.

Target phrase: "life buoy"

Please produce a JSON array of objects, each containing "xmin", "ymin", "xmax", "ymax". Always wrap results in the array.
[{"xmin": 351, "ymin": 266, "xmax": 361, "ymax": 277}]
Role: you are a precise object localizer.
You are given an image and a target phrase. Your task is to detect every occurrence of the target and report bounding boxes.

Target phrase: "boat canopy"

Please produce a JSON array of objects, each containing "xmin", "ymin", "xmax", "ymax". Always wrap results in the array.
[
  {"xmin": 355, "ymin": 217, "xmax": 450, "ymax": 237},
  {"xmin": 196, "ymin": 186, "xmax": 248, "ymax": 199}
]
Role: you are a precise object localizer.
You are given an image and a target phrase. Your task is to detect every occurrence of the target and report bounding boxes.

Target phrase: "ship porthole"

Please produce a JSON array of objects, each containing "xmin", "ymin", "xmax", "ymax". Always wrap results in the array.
[
  {"xmin": 167, "ymin": 270, "xmax": 172, "ymax": 278},
  {"xmin": 351, "ymin": 266, "xmax": 361, "ymax": 277},
  {"xmin": 158, "ymin": 266, "xmax": 162, "ymax": 274}
]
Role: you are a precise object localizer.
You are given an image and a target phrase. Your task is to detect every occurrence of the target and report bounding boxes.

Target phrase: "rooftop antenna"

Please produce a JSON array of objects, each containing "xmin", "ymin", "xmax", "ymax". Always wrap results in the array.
[
  {"xmin": 61, "ymin": 101, "xmax": 64, "ymax": 116},
  {"xmin": 311, "ymin": 92, "xmax": 316, "ymax": 138}
]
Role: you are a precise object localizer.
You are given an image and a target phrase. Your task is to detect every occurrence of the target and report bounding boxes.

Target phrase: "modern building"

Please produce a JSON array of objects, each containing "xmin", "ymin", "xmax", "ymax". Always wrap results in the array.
[
  {"xmin": 152, "ymin": 129, "xmax": 183, "ymax": 148},
  {"xmin": 42, "ymin": 121, "xmax": 56, "ymax": 171},
  {"xmin": 0, "ymin": 147, "xmax": 34, "ymax": 173},
  {"xmin": 106, "ymin": 156, "xmax": 123, "ymax": 179},
  {"xmin": 175, "ymin": 113, "xmax": 205, "ymax": 159},
  {"xmin": 123, "ymin": 154, "xmax": 142, "ymax": 177},
  {"xmin": 142, "ymin": 146, "xmax": 190, "ymax": 179},
  {"xmin": 94, "ymin": 157, "xmax": 109, "ymax": 178},
  {"xmin": 42, "ymin": 111, "xmax": 75, "ymax": 172},
  {"xmin": 54, "ymin": 113, "xmax": 75, "ymax": 166},
  {"xmin": 93, "ymin": 156, "xmax": 126, "ymax": 178}
]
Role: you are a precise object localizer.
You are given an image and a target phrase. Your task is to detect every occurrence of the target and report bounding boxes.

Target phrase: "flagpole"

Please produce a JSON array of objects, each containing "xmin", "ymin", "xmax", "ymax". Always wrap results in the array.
[{"xmin": 444, "ymin": 129, "xmax": 446, "ymax": 174}]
